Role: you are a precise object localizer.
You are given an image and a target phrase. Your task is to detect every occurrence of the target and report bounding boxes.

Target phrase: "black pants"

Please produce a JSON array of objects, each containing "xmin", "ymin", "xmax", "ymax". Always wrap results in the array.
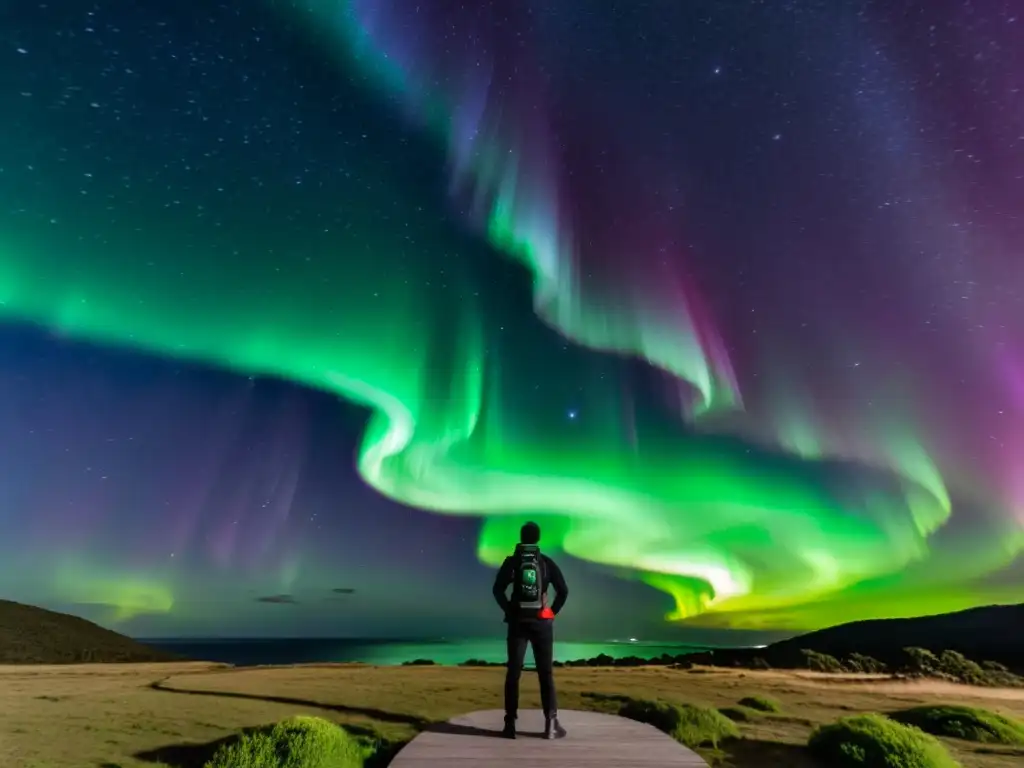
[{"xmin": 504, "ymin": 619, "xmax": 557, "ymax": 718}]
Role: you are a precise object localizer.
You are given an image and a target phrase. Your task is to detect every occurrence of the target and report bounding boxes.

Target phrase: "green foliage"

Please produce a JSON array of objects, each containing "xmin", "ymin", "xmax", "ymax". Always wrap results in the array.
[
  {"xmin": 846, "ymin": 653, "xmax": 888, "ymax": 674},
  {"xmin": 808, "ymin": 714, "xmax": 960, "ymax": 768},
  {"xmin": 902, "ymin": 647, "xmax": 940, "ymax": 675},
  {"xmin": 895, "ymin": 647, "xmax": 1023, "ymax": 687},
  {"xmin": 738, "ymin": 695, "xmax": 781, "ymax": 713},
  {"xmin": 204, "ymin": 716, "xmax": 369, "ymax": 768},
  {"xmin": 890, "ymin": 705, "xmax": 1024, "ymax": 746},
  {"xmin": 936, "ymin": 651, "xmax": 986, "ymax": 686},
  {"xmin": 979, "ymin": 660, "xmax": 1024, "ymax": 687},
  {"xmin": 801, "ymin": 649, "xmax": 845, "ymax": 673},
  {"xmin": 618, "ymin": 697, "xmax": 740, "ymax": 748}
]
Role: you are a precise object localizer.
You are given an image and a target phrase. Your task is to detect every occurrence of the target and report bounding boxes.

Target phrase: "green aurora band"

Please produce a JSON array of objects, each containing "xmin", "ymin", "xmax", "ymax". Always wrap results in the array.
[{"xmin": 0, "ymin": 0, "xmax": 1020, "ymax": 630}]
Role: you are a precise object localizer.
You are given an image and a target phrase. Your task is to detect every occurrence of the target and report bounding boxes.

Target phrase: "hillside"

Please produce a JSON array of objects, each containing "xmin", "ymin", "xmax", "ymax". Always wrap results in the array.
[
  {"xmin": 688, "ymin": 603, "xmax": 1024, "ymax": 672},
  {"xmin": 0, "ymin": 600, "xmax": 180, "ymax": 664},
  {"xmin": 769, "ymin": 603, "xmax": 1024, "ymax": 664}
]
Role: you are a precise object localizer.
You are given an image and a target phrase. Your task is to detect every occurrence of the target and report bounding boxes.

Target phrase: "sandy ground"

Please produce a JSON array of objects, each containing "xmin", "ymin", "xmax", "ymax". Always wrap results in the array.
[{"xmin": 1, "ymin": 662, "xmax": 1022, "ymax": 768}]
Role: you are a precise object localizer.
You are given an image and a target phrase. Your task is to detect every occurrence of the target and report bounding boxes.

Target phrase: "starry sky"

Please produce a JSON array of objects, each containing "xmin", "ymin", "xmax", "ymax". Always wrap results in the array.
[{"xmin": 0, "ymin": 0, "xmax": 1022, "ymax": 640}]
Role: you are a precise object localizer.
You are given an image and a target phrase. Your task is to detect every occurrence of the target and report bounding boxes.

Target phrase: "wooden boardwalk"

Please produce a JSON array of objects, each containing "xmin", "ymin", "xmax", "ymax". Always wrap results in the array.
[{"xmin": 389, "ymin": 708, "xmax": 709, "ymax": 767}]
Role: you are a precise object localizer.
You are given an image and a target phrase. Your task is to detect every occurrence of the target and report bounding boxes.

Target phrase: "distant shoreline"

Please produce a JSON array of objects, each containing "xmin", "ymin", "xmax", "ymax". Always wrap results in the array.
[
  {"xmin": 141, "ymin": 637, "xmax": 723, "ymax": 668},
  {"xmin": 135, "ymin": 637, "xmax": 734, "ymax": 650}
]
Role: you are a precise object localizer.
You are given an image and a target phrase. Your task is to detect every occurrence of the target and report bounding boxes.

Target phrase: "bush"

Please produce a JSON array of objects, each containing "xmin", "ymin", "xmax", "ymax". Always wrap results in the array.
[
  {"xmin": 980, "ymin": 660, "xmax": 1024, "ymax": 688},
  {"xmin": 846, "ymin": 653, "xmax": 888, "ymax": 674},
  {"xmin": 801, "ymin": 649, "xmax": 845, "ymax": 673},
  {"xmin": 890, "ymin": 705, "xmax": 1024, "ymax": 746},
  {"xmin": 897, "ymin": 648, "xmax": 1023, "ymax": 687},
  {"xmin": 205, "ymin": 716, "xmax": 368, "ymax": 768},
  {"xmin": 936, "ymin": 651, "xmax": 986, "ymax": 686},
  {"xmin": 808, "ymin": 714, "xmax": 960, "ymax": 768},
  {"xmin": 618, "ymin": 698, "xmax": 739, "ymax": 748},
  {"xmin": 903, "ymin": 647, "xmax": 940, "ymax": 675},
  {"xmin": 749, "ymin": 656, "xmax": 771, "ymax": 670},
  {"xmin": 738, "ymin": 695, "xmax": 781, "ymax": 713}
]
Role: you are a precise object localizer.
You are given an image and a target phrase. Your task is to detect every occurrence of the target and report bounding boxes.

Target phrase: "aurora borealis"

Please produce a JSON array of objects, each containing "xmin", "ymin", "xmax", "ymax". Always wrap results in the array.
[{"xmin": 0, "ymin": 0, "xmax": 1022, "ymax": 639}]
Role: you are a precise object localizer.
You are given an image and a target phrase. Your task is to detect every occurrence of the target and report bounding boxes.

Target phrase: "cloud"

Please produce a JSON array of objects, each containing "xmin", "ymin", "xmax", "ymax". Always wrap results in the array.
[
  {"xmin": 255, "ymin": 594, "xmax": 299, "ymax": 605},
  {"xmin": 331, "ymin": 587, "xmax": 356, "ymax": 594}
]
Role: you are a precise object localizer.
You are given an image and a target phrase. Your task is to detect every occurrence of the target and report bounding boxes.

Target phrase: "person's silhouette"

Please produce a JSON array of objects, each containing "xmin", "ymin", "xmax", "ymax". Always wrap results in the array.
[{"xmin": 492, "ymin": 521, "xmax": 569, "ymax": 739}]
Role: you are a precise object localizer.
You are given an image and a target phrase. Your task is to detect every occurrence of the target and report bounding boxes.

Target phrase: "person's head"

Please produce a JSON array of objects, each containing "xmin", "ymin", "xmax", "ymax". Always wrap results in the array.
[{"xmin": 520, "ymin": 521, "xmax": 541, "ymax": 545}]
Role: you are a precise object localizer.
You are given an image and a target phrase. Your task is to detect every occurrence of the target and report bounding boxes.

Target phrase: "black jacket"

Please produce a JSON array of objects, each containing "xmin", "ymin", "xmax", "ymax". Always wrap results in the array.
[{"xmin": 492, "ymin": 551, "xmax": 569, "ymax": 623}]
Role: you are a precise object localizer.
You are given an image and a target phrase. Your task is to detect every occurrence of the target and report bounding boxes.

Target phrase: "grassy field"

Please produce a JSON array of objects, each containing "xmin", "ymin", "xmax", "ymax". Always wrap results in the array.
[{"xmin": 2, "ymin": 661, "xmax": 1024, "ymax": 768}]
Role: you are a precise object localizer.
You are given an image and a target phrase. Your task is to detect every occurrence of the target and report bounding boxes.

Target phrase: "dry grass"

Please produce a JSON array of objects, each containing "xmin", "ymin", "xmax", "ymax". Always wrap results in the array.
[{"xmin": 2, "ymin": 662, "xmax": 1023, "ymax": 768}]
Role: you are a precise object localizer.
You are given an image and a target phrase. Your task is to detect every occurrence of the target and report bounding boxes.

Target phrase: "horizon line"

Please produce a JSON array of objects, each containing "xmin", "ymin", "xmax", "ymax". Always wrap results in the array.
[{"xmin": 135, "ymin": 636, "xmax": 723, "ymax": 646}]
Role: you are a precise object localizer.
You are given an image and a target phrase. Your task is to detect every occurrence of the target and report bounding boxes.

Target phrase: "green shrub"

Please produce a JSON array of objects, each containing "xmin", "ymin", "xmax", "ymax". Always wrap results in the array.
[
  {"xmin": 618, "ymin": 698, "xmax": 739, "ymax": 748},
  {"xmin": 936, "ymin": 651, "xmax": 986, "ymax": 686},
  {"xmin": 738, "ymin": 695, "xmax": 781, "ymax": 713},
  {"xmin": 979, "ymin": 660, "xmax": 1024, "ymax": 688},
  {"xmin": 898, "ymin": 648, "xmax": 1023, "ymax": 687},
  {"xmin": 801, "ymin": 649, "xmax": 845, "ymax": 673},
  {"xmin": 903, "ymin": 647, "xmax": 940, "ymax": 675},
  {"xmin": 846, "ymin": 653, "xmax": 888, "ymax": 674},
  {"xmin": 808, "ymin": 713, "xmax": 960, "ymax": 768},
  {"xmin": 890, "ymin": 705, "xmax": 1024, "ymax": 746},
  {"xmin": 205, "ymin": 716, "xmax": 368, "ymax": 768}
]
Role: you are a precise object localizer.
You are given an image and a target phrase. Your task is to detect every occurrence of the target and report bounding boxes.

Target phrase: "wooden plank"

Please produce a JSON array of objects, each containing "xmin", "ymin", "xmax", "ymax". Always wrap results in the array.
[{"xmin": 389, "ymin": 708, "xmax": 709, "ymax": 767}]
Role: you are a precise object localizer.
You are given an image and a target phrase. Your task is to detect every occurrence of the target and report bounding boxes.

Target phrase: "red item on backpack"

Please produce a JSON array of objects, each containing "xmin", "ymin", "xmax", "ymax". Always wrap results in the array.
[{"xmin": 538, "ymin": 594, "xmax": 555, "ymax": 619}]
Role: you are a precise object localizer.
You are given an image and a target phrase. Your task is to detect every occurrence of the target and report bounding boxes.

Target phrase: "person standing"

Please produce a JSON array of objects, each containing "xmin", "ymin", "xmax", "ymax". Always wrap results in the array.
[{"xmin": 492, "ymin": 521, "xmax": 569, "ymax": 739}]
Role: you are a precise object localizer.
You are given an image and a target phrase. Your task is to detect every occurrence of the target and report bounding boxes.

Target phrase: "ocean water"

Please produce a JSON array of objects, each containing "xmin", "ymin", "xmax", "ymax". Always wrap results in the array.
[{"xmin": 145, "ymin": 638, "xmax": 707, "ymax": 667}]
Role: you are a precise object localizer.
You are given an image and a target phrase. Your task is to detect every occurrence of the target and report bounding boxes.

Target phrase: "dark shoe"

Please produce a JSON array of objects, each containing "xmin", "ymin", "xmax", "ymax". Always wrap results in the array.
[
  {"xmin": 544, "ymin": 714, "xmax": 566, "ymax": 739},
  {"xmin": 502, "ymin": 715, "xmax": 516, "ymax": 739}
]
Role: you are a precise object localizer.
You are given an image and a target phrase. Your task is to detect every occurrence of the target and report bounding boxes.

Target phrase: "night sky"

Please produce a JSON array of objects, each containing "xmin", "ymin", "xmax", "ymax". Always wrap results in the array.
[{"xmin": 0, "ymin": 0, "xmax": 1021, "ymax": 640}]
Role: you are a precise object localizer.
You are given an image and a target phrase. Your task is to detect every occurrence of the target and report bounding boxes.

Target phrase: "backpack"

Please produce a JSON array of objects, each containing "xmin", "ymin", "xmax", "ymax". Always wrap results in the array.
[{"xmin": 513, "ymin": 545, "xmax": 545, "ymax": 611}]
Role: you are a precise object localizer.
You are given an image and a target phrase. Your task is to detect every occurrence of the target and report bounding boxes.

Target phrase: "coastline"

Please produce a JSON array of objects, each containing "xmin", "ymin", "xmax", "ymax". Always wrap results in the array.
[{"xmin": 140, "ymin": 636, "xmax": 718, "ymax": 667}]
